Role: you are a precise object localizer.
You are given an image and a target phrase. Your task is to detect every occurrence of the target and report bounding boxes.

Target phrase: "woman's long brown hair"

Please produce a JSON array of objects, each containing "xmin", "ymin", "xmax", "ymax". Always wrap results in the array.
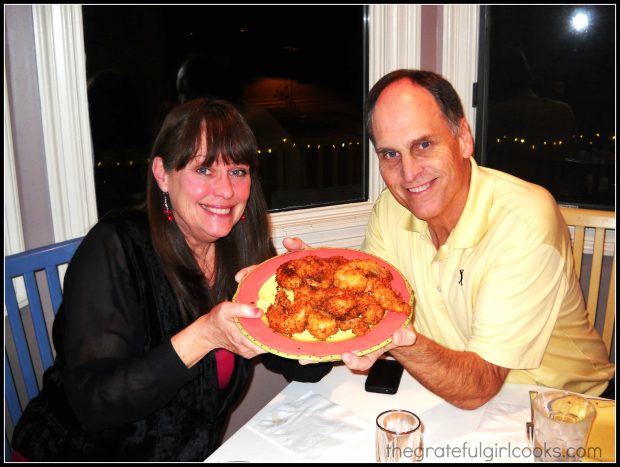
[{"xmin": 146, "ymin": 98, "xmax": 276, "ymax": 324}]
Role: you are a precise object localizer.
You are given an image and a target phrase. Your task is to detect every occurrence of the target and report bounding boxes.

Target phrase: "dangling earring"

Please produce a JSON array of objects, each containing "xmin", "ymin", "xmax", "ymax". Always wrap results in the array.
[{"xmin": 162, "ymin": 192, "xmax": 173, "ymax": 222}]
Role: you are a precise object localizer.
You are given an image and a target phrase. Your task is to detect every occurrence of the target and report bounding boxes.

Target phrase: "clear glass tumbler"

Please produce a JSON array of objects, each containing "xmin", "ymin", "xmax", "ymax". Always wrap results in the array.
[{"xmin": 376, "ymin": 409, "xmax": 423, "ymax": 462}]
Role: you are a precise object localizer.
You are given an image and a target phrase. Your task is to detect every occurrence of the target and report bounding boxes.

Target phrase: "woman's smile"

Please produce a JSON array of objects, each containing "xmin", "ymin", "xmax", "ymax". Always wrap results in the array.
[{"xmin": 200, "ymin": 204, "xmax": 233, "ymax": 216}]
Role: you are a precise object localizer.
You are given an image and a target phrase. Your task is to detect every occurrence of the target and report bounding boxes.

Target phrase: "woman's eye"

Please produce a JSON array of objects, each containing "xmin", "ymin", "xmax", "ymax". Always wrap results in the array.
[
  {"xmin": 196, "ymin": 167, "xmax": 210, "ymax": 175},
  {"xmin": 230, "ymin": 168, "xmax": 248, "ymax": 177}
]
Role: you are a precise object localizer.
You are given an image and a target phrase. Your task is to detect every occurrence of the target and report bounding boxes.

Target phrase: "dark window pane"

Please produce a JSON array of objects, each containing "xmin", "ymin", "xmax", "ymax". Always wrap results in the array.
[
  {"xmin": 82, "ymin": 5, "xmax": 368, "ymax": 217},
  {"xmin": 476, "ymin": 5, "xmax": 614, "ymax": 209}
]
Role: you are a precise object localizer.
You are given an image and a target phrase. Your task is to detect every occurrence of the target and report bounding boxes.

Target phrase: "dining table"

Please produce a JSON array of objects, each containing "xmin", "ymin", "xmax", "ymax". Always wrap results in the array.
[{"xmin": 206, "ymin": 362, "xmax": 568, "ymax": 463}]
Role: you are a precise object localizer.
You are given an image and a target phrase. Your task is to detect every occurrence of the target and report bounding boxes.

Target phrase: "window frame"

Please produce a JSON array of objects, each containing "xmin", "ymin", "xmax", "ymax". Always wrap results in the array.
[
  {"xmin": 475, "ymin": 5, "xmax": 615, "ymax": 211},
  {"xmin": 474, "ymin": 5, "xmax": 615, "ymax": 253},
  {"xmin": 27, "ymin": 5, "xmax": 479, "ymax": 251}
]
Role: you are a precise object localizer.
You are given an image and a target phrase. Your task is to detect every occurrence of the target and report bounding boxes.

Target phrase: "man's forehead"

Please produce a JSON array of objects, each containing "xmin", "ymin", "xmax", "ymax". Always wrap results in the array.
[
  {"xmin": 373, "ymin": 82, "xmax": 441, "ymax": 128},
  {"xmin": 378, "ymin": 80, "xmax": 435, "ymax": 107}
]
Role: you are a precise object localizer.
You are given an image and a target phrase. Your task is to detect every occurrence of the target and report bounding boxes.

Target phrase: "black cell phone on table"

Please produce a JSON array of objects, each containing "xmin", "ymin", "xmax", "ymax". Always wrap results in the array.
[{"xmin": 365, "ymin": 358, "xmax": 404, "ymax": 395}]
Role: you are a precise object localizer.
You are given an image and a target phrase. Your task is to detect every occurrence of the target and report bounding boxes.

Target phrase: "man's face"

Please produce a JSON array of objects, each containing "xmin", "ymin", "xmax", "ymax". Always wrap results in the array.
[{"xmin": 371, "ymin": 79, "xmax": 473, "ymax": 232}]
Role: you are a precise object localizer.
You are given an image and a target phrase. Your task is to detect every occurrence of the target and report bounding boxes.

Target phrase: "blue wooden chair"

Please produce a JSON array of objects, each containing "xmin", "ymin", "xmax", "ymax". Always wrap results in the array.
[{"xmin": 4, "ymin": 237, "xmax": 82, "ymax": 460}]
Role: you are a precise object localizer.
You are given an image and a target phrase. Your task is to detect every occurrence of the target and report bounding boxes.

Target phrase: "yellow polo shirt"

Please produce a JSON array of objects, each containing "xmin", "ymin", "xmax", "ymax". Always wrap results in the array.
[{"xmin": 362, "ymin": 157, "xmax": 614, "ymax": 396}]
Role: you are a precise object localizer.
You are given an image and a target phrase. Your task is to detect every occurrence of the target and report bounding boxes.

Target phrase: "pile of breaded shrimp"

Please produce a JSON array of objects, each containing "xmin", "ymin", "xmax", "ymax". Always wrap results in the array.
[{"xmin": 266, "ymin": 255, "xmax": 410, "ymax": 340}]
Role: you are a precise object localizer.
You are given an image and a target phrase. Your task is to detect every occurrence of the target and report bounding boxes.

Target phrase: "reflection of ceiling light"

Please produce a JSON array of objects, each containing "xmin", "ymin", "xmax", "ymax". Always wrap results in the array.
[{"xmin": 571, "ymin": 11, "xmax": 589, "ymax": 32}]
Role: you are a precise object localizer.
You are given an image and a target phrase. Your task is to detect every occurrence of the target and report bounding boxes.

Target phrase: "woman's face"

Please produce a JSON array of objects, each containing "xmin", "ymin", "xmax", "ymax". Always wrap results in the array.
[{"xmin": 153, "ymin": 132, "xmax": 252, "ymax": 250}]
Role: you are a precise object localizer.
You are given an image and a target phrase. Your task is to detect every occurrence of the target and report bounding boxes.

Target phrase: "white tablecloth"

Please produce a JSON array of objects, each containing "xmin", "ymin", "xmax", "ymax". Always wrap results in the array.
[{"xmin": 206, "ymin": 364, "xmax": 548, "ymax": 463}]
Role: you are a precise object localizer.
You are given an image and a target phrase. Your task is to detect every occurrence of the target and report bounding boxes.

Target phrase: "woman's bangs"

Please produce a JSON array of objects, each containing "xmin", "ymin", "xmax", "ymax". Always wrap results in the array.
[{"xmin": 201, "ymin": 118, "xmax": 256, "ymax": 168}]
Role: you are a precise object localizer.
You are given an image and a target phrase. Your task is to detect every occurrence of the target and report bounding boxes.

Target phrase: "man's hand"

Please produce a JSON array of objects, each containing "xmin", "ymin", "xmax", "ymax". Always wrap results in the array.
[
  {"xmin": 282, "ymin": 237, "xmax": 311, "ymax": 252},
  {"xmin": 235, "ymin": 265, "xmax": 257, "ymax": 283},
  {"xmin": 235, "ymin": 237, "xmax": 311, "ymax": 282},
  {"xmin": 341, "ymin": 326, "xmax": 417, "ymax": 371}
]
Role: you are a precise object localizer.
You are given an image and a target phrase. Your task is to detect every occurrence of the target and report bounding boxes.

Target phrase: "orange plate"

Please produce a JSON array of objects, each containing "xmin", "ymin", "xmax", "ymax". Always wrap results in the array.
[{"xmin": 233, "ymin": 248, "xmax": 414, "ymax": 362}]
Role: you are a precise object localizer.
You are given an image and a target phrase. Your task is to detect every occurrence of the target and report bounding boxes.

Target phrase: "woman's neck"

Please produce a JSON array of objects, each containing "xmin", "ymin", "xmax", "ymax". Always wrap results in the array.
[{"xmin": 190, "ymin": 241, "xmax": 216, "ymax": 286}]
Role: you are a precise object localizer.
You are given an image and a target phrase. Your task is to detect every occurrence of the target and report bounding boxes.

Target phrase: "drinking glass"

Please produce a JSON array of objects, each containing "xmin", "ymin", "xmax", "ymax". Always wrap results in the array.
[
  {"xmin": 532, "ymin": 390, "xmax": 596, "ymax": 462},
  {"xmin": 376, "ymin": 409, "xmax": 423, "ymax": 462}
]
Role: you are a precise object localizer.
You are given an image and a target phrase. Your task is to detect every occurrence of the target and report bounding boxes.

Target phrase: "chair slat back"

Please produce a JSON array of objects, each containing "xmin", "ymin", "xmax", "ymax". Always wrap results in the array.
[
  {"xmin": 4, "ymin": 237, "xmax": 82, "ymax": 437},
  {"xmin": 602, "ymin": 253, "xmax": 616, "ymax": 353},
  {"xmin": 560, "ymin": 207, "xmax": 615, "ymax": 356}
]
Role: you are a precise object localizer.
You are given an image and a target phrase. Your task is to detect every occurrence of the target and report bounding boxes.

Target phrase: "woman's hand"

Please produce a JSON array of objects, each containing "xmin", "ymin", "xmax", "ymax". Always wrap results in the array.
[{"xmin": 172, "ymin": 302, "xmax": 266, "ymax": 368}]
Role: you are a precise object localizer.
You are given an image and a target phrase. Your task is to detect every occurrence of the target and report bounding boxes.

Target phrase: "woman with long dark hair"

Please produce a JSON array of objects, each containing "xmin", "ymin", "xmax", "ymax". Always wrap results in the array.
[{"xmin": 12, "ymin": 99, "xmax": 330, "ymax": 461}]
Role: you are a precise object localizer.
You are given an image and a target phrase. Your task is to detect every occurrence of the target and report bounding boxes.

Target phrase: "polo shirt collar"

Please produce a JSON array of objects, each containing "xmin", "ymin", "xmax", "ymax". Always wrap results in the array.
[{"xmin": 397, "ymin": 158, "xmax": 495, "ymax": 249}]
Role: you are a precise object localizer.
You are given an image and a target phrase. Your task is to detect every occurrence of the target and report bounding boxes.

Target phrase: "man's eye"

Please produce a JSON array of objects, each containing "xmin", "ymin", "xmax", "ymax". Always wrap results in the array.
[
  {"xmin": 419, "ymin": 141, "xmax": 431, "ymax": 150},
  {"xmin": 383, "ymin": 151, "xmax": 399, "ymax": 159}
]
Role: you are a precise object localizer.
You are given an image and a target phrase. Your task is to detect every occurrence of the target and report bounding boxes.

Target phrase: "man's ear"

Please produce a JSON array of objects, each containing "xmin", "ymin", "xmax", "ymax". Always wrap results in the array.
[
  {"xmin": 151, "ymin": 156, "xmax": 168, "ymax": 191},
  {"xmin": 457, "ymin": 118, "xmax": 474, "ymax": 160}
]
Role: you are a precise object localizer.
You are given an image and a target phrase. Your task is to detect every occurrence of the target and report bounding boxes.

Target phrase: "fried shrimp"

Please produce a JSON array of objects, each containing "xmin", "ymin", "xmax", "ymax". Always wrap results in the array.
[
  {"xmin": 275, "ymin": 256, "xmax": 334, "ymax": 290},
  {"xmin": 333, "ymin": 259, "xmax": 393, "ymax": 292},
  {"xmin": 306, "ymin": 309, "xmax": 339, "ymax": 340},
  {"xmin": 367, "ymin": 278, "xmax": 410, "ymax": 315},
  {"xmin": 339, "ymin": 315, "xmax": 371, "ymax": 336},
  {"xmin": 324, "ymin": 255, "xmax": 349, "ymax": 268},
  {"xmin": 292, "ymin": 285, "xmax": 329, "ymax": 308},
  {"xmin": 265, "ymin": 290, "xmax": 309, "ymax": 335},
  {"xmin": 275, "ymin": 262, "xmax": 304, "ymax": 290},
  {"xmin": 266, "ymin": 254, "xmax": 409, "ymax": 340},
  {"xmin": 355, "ymin": 293, "xmax": 386, "ymax": 325},
  {"xmin": 323, "ymin": 288, "xmax": 358, "ymax": 318}
]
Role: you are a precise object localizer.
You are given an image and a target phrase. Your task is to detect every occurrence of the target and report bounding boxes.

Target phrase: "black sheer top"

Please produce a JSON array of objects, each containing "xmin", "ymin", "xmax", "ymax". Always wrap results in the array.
[{"xmin": 12, "ymin": 209, "xmax": 332, "ymax": 461}]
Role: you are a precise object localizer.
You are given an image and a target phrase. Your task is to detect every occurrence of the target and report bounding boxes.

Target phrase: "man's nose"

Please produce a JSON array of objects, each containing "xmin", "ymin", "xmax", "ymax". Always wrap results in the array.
[{"xmin": 401, "ymin": 154, "xmax": 423, "ymax": 181}]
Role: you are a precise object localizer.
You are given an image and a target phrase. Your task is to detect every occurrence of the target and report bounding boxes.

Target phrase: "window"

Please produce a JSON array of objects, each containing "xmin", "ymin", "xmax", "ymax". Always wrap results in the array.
[
  {"xmin": 82, "ymin": 5, "xmax": 368, "ymax": 217},
  {"xmin": 476, "ymin": 5, "xmax": 615, "ymax": 210}
]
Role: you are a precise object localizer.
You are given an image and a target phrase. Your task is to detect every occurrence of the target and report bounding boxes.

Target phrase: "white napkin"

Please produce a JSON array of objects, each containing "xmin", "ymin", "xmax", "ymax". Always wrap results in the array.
[
  {"xmin": 248, "ymin": 391, "xmax": 369, "ymax": 459},
  {"xmin": 466, "ymin": 398, "xmax": 535, "ymax": 463}
]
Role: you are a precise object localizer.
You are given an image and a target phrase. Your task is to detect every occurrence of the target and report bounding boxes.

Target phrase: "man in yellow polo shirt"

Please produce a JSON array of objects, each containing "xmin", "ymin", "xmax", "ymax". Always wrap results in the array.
[{"xmin": 338, "ymin": 69, "xmax": 614, "ymax": 409}]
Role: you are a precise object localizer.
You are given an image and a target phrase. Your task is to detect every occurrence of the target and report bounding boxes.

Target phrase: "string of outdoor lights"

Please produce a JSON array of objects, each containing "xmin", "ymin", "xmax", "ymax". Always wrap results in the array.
[
  {"xmin": 94, "ymin": 132, "xmax": 614, "ymax": 168},
  {"xmin": 256, "ymin": 138, "xmax": 361, "ymax": 155},
  {"xmin": 94, "ymin": 139, "xmax": 363, "ymax": 168},
  {"xmin": 493, "ymin": 133, "xmax": 615, "ymax": 152}
]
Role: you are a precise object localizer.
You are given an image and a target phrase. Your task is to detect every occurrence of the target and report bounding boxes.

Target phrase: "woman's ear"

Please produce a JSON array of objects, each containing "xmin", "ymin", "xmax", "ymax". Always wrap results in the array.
[{"xmin": 151, "ymin": 156, "xmax": 168, "ymax": 192}]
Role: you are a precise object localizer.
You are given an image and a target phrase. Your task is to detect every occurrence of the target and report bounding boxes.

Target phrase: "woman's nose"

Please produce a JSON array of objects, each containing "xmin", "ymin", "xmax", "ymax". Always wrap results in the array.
[{"xmin": 213, "ymin": 172, "xmax": 234, "ymax": 198}]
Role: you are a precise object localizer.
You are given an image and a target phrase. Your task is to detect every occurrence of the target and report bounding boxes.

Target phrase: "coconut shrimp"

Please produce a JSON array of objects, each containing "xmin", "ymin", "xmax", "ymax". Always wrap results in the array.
[
  {"xmin": 267, "ymin": 254, "xmax": 408, "ymax": 340},
  {"xmin": 339, "ymin": 315, "xmax": 372, "ymax": 336},
  {"xmin": 355, "ymin": 293, "xmax": 386, "ymax": 325},
  {"xmin": 292, "ymin": 285, "xmax": 330, "ymax": 309},
  {"xmin": 322, "ymin": 288, "xmax": 358, "ymax": 318},
  {"xmin": 333, "ymin": 259, "xmax": 393, "ymax": 292},
  {"xmin": 324, "ymin": 255, "xmax": 349, "ymax": 269},
  {"xmin": 266, "ymin": 290, "xmax": 310, "ymax": 335},
  {"xmin": 366, "ymin": 278, "xmax": 410, "ymax": 315},
  {"xmin": 306, "ymin": 309, "xmax": 339, "ymax": 340},
  {"xmin": 275, "ymin": 256, "xmax": 335, "ymax": 290}
]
